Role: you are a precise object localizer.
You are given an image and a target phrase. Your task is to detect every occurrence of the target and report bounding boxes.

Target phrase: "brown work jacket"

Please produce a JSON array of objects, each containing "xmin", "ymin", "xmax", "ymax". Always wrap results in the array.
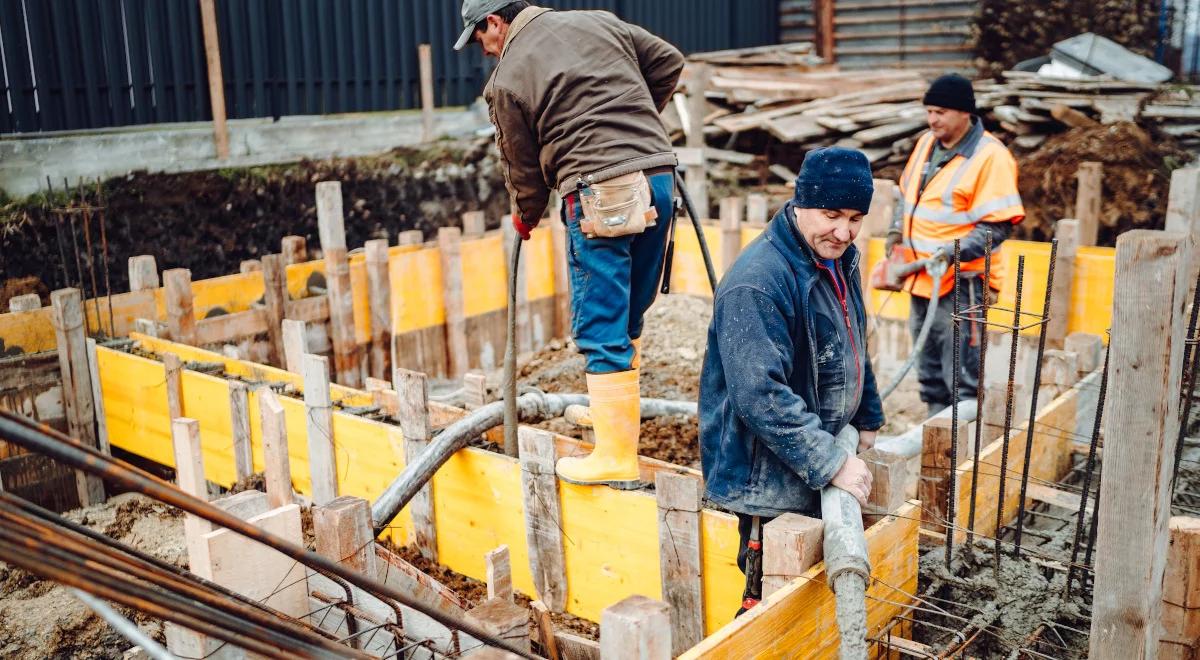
[{"xmin": 484, "ymin": 7, "xmax": 684, "ymax": 226}]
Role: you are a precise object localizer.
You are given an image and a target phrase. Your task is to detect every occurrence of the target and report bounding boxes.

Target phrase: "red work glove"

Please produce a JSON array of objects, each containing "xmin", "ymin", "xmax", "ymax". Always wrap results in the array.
[{"xmin": 512, "ymin": 213, "xmax": 533, "ymax": 241}]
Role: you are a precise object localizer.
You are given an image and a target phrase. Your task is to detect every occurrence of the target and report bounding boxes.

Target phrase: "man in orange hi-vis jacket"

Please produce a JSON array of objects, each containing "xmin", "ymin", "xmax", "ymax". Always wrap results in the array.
[{"xmin": 884, "ymin": 74, "xmax": 1025, "ymax": 416}]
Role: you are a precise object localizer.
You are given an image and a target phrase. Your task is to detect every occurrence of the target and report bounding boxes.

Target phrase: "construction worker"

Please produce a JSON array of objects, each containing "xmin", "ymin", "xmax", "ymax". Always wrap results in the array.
[
  {"xmin": 454, "ymin": 2, "xmax": 683, "ymax": 488},
  {"xmin": 885, "ymin": 74, "xmax": 1025, "ymax": 416},
  {"xmin": 700, "ymin": 147, "xmax": 884, "ymax": 614}
]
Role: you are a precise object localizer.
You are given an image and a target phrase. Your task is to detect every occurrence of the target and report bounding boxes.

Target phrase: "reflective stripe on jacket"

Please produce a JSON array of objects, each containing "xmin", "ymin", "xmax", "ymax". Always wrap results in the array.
[{"xmin": 897, "ymin": 124, "xmax": 1025, "ymax": 298}]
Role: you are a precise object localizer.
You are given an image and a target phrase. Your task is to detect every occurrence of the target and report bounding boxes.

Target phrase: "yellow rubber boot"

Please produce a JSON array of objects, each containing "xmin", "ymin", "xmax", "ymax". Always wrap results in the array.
[
  {"xmin": 555, "ymin": 369, "xmax": 642, "ymax": 489},
  {"xmin": 563, "ymin": 339, "xmax": 641, "ymax": 428}
]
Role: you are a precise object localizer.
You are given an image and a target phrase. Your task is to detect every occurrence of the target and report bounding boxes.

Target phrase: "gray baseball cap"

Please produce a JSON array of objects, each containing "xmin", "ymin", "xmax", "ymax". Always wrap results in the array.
[{"xmin": 453, "ymin": 0, "xmax": 512, "ymax": 51}]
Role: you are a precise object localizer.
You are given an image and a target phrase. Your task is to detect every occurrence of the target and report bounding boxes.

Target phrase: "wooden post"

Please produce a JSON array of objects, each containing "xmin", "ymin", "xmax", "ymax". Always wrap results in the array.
[
  {"xmin": 239, "ymin": 259, "xmax": 262, "ymax": 273},
  {"xmin": 462, "ymin": 211, "xmax": 487, "ymax": 237},
  {"xmin": 1074, "ymin": 162, "xmax": 1103, "ymax": 246},
  {"xmin": 439, "ymin": 227, "xmax": 469, "ymax": 379},
  {"xmin": 128, "ymin": 255, "xmax": 159, "ymax": 291},
  {"xmin": 467, "ymin": 599, "xmax": 532, "ymax": 655},
  {"xmin": 1047, "ymin": 219, "xmax": 1079, "ymax": 349},
  {"xmin": 198, "ymin": 0, "xmax": 229, "ymax": 160},
  {"xmin": 1090, "ymin": 230, "xmax": 1192, "ymax": 659},
  {"xmin": 486, "ymin": 545, "xmax": 514, "ymax": 603},
  {"xmin": 550, "ymin": 221, "xmax": 571, "ymax": 340},
  {"xmin": 463, "ymin": 371, "xmax": 489, "ymax": 410},
  {"xmin": 84, "ymin": 338, "xmax": 110, "ymax": 456},
  {"xmin": 228, "ymin": 381, "xmax": 254, "ymax": 482},
  {"xmin": 258, "ymin": 388, "xmax": 293, "ymax": 509},
  {"xmin": 133, "ymin": 318, "xmax": 160, "ymax": 337},
  {"xmin": 163, "ymin": 269, "xmax": 196, "ymax": 345},
  {"xmin": 655, "ymin": 472, "xmax": 704, "ymax": 654},
  {"xmin": 419, "ymin": 44, "xmax": 435, "ymax": 143},
  {"xmin": 1165, "ymin": 167, "xmax": 1200, "ymax": 289},
  {"xmin": 685, "ymin": 64, "xmax": 710, "ymax": 220},
  {"xmin": 919, "ymin": 417, "xmax": 965, "ymax": 533},
  {"xmin": 50, "ymin": 289, "xmax": 105, "ymax": 506},
  {"xmin": 518, "ymin": 427, "xmax": 567, "ymax": 612},
  {"xmin": 599, "ymin": 595, "xmax": 671, "ymax": 660},
  {"xmin": 719, "ymin": 197, "xmax": 743, "ymax": 275},
  {"xmin": 281, "ymin": 319, "xmax": 308, "ymax": 374},
  {"xmin": 162, "ymin": 352, "xmax": 184, "ymax": 421},
  {"xmin": 398, "ymin": 229, "xmax": 424, "ymax": 246},
  {"xmin": 1162, "ymin": 517, "xmax": 1200, "ymax": 657},
  {"xmin": 394, "ymin": 368, "xmax": 437, "ymax": 560},
  {"xmin": 262, "ymin": 254, "xmax": 288, "ymax": 368},
  {"xmin": 281, "ymin": 235, "xmax": 308, "ymax": 265},
  {"xmin": 172, "ymin": 418, "xmax": 212, "ymax": 564},
  {"xmin": 530, "ymin": 600, "xmax": 561, "ymax": 660},
  {"xmin": 815, "ymin": 0, "xmax": 836, "ymax": 62},
  {"xmin": 366, "ymin": 239, "xmax": 392, "ymax": 382},
  {"xmin": 317, "ymin": 181, "xmax": 363, "ymax": 388},
  {"xmin": 1066, "ymin": 332, "xmax": 1105, "ymax": 376},
  {"xmin": 303, "ymin": 353, "xmax": 338, "ymax": 507},
  {"xmin": 314, "ymin": 496, "xmax": 377, "ymax": 576},
  {"xmin": 745, "ymin": 194, "xmax": 770, "ymax": 227},
  {"xmin": 861, "ymin": 447, "xmax": 909, "ymax": 526},
  {"xmin": 762, "ymin": 513, "xmax": 823, "ymax": 598},
  {"xmin": 8, "ymin": 294, "xmax": 41, "ymax": 312}
]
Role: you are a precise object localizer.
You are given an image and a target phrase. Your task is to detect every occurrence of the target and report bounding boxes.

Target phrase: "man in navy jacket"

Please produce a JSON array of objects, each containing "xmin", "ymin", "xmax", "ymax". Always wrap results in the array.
[{"xmin": 699, "ymin": 147, "xmax": 885, "ymax": 611}]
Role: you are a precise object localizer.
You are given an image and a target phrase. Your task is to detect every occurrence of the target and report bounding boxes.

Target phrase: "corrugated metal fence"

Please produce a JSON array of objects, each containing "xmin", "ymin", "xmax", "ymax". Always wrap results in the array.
[{"xmin": 0, "ymin": 0, "xmax": 777, "ymax": 135}]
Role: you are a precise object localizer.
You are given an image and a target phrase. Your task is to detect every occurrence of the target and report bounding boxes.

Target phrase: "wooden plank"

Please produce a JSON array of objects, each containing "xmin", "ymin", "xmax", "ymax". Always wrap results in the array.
[
  {"xmin": 50, "ymin": 288, "xmax": 104, "ymax": 506},
  {"xmin": 462, "ymin": 211, "xmax": 487, "ymax": 237},
  {"xmin": 556, "ymin": 632, "xmax": 599, "ymax": 660},
  {"xmin": 518, "ymin": 427, "xmax": 567, "ymax": 613},
  {"xmin": 486, "ymin": 545, "xmax": 514, "ymax": 603},
  {"xmin": 1047, "ymin": 219, "xmax": 1079, "ymax": 348},
  {"xmin": 262, "ymin": 254, "xmax": 287, "ymax": 368},
  {"xmin": 1027, "ymin": 483, "xmax": 1091, "ymax": 514},
  {"xmin": 720, "ymin": 197, "xmax": 743, "ymax": 276},
  {"xmin": 394, "ymin": 367, "xmax": 437, "ymax": 561},
  {"xmin": 198, "ymin": 0, "xmax": 229, "ymax": 160},
  {"xmin": 314, "ymin": 495, "xmax": 378, "ymax": 576},
  {"xmin": 257, "ymin": 387, "xmax": 293, "ymax": 509},
  {"xmin": 531, "ymin": 600, "xmax": 562, "ymax": 660},
  {"xmin": 366, "ymin": 239, "xmax": 392, "ymax": 381},
  {"xmin": 1165, "ymin": 517, "xmax": 1200, "ymax": 611},
  {"xmin": 762, "ymin": 513, "xmax": 823, "ymax": 598},
  {"xmin": 228, "ymin": 381, "xmax": 253, "ymax": 481},
  {"xmin": 1165, "ymin": 168, "xmax": 1200, "ymax": 289},
  {"xmin": 655, "ymin": 471, "xmax": 704, "ymax": 654},
  {"xmin": 919, "ymin": 417, "xmax": 964, "ymax": 534},
  {"xmin": 194, "ymin": 308, "xmax": 267, "ymax": 346},
  {"xmin": 127, "ymin": 255, "xmax": 159, "ymax": 291},
  {"xmin": 861, "ymin": 447, "xmax": 908, "ymax": 526},
  {"xmin": 439, "ymin": 227, "xmax": 469, "ymax": 379},
  {"xmin": 281, "ymin": 235, "xmax": 307, "ymax": 265},
  {"xmin": 240, "ymin": 260, "xmax": 262, "ymax": 273},
  {"xmin": 303, "ymin": 353, "xmax": 338, "ymax": 506},
  {"xmin": 281, "ymin": 318, "xmax": 307, "ymax": 374},
  {"xmin": 600, "ymin": 595, "xmax": 671, "ymax": 660},
  {"xmin": 1091, "ymin": 230, "xmax": 1191, "ymax": 659},
  {"xmin": 685, "ymin": 64, "xmax": 710, "ymax": 219},
  {"xmin": 163, "ymin": 269, "xmax": 196, "ymax": 345},
  {"xmin": 162, "ymin": 352, "xmax": 184, "ymax": 421},
  {"xmin": 172, "ymin": 417, "xmax": 212, "ymax": 566},
  {"xmin": 419, "ymin": 44, "xmax": 435, "ymax": 142},
  {"xmin": 84, "ymin": 338, "xmax": 111, "ymax": 456},
  {"xmin": 317, "ymin": 181, "xmax": 362, "ymax": 388},
  {"xmin": 8, "ymin": 294, "xmax": 41, "ymax": 312},
  {"xmin": 1074, "ymin": 162, "xmax": 1103, "ymax": 247}
]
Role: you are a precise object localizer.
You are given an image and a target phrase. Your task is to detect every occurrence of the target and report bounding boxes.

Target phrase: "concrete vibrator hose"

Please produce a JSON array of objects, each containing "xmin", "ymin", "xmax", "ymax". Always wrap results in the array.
[
  {"xmin": 878, "ymin": 257, "xmax": 949, "ymax": 400},
  {"xmin": 823, "ymin": 425, "xmax": 872, "ymax": 660}
]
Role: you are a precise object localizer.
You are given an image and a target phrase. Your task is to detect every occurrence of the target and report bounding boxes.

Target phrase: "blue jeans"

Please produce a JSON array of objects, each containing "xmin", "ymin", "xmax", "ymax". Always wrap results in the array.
[{"xmin": 563, "ymin": 171, "xmax": 675, "ymax": 374}]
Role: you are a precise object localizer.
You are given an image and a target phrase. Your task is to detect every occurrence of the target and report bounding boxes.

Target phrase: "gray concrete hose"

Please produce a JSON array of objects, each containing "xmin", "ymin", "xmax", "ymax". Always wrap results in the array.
[{"xmin": 822, "ymin": 425, "xmax": 871, "ymax": 660}]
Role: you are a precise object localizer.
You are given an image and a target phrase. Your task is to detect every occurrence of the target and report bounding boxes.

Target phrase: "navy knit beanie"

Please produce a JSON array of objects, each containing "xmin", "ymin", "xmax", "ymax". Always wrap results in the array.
[
  {"xmin": 923, "ymin": 74, "xmax": 976, "ymax": 114},
  {"xmin": 794, "ymin": 147, "xmax": 874, "ymax": 215}
]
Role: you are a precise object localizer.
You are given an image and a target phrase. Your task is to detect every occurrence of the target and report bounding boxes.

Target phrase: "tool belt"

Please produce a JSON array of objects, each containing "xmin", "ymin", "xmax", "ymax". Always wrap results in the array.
[{"xmin": 577, "ymin": 171, "xmax": 658, "ymax": 239}]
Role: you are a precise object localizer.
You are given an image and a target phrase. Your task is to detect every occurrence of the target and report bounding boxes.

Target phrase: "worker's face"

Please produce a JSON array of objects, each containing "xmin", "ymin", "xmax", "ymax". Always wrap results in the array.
[
  {"xmin": 473, "ymin": 15, "xmax": 509, "ymax": 58},
  {"xmin": 925, "ymin": 106, "xmax": 971, "ymax": 145},
  {"xmin": 793, "ymin": 207, "xmax": 863, "ymax": 260}
]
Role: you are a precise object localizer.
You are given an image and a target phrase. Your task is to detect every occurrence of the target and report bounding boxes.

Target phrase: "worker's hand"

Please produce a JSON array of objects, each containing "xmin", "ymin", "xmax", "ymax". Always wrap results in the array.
[
  {"xmin": 831, "ymin": 454, "xmax": 873, "ymax": 507},
  {"xmin": 930, "ymin": 247, "xmax": 949, "ymax": 266},
  {"xmin": 512, "ymin": 214, "xmax": 533, "ymax": 241},
  {"xmin": 884, "ymin": 228, "xmax": 902, "ymax": 256},
  {"xmin": 857, "ymin": 429, "xmax": 877, "ymax": 453}
]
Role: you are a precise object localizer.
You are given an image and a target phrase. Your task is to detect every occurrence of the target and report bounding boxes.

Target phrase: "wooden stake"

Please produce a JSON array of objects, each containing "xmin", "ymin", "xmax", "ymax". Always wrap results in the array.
[
  {"xmin": 599, "ymin": 595, "xmax": 671, "ymax": 660},
  {"xmin": 303, "ymin": 353, "xmax": 338, "ymax": 507},
  {"xmin": 762, "ymin": 513, "xmax": 823, "ymax": 598},
  {"xmin": 550, "ymin": 221, "xmax": 571, "ymax": 340},
  {"xmin": 919, "ymin": 417, "xmax": 965, "ymax": 534},
  {"xmin": 861, "ymin": 447, "xmax": 909, "ymax": 526},
  {"xmin": 51, "ymin": 289, "xmax": 107, "ymax": 513},
  {"xmin": 258, "ymin": 387, "xmax": 293, "ymax": 509},
  {"xmin": 1047, "ymin": 219, "xmax": 1079, "ymax": 349},
  {"xmin": 745, "ymin": 194, "xmax": 770, "ymax": 227},
  {"xmin": 8, "ymin": 294, "xmax": 41, "ymax": 312},
  {"xmin": 462, "ymin": 211, "xmax": 487, "ymax": 237},
  {"xmin": 162, "ymin": 352, "xmax": 184, "ymax": 421},
  {"xmin": 439, "ymin": 227, "xmax": 469, "ymax": 379},
  {"xmin": 317, "ymin": 181, "xmax": 363, "ymax": 388},
  {"xmin": 281, "ymin": 319, "xmax": 307, "ymax": 374},
  {"xmin": 719, "ymin": 197, "xmax": 743, "ymax": 275},
  {"xmin": 654, "ymin": 472, "xmax": 704, "ymax": 654},
  {"xmin": 530, "ymin": 600, "xmax": 561, "ymax": 660},
  {"xmin": 281, "ymin": 235, "xmax": 308, "ymax": 265},
  {"xmin": 84, "ymin": 338, "xmax": 110, "ymax": 456},
  {"xmin": 486, "ymin": 545, "xmax": 514, "ymax": 603},
  {"xmin": 262, "ymin": 254, "xmax": 288, "ymax": 368},
  {"xmin": 314, "ymin": 496, "xmax": 377, "ymax": 576},
  {"xmin": 398, "ymin": 230, "xmax": 424, "ymax": 246},
  {"xmin": 239, "ymin": 260, "xmax": 262, "ymax": 273},
  {"xmin": 1165, "ymin": 167, "xmax": 1200, "ymax": 288},
  {"xmin": 172, "ymin": 417, "xmax": 212, "ymax": 564},
  {"xmin": 163, "ymin": 269, "xmax": 196, "ymax": 345},
  {"xmin": 228, "ymin": 381, "xmax": 253, "ymax": 482},
  {"xmin": 463, "ymin": 371, "xmax": 489, "ymax": 410},
  {"xmin": 394, "ymin": 367, "xmax": 437, "ymax": 561},
  {"xmin": 1066, "ymin": 332, "xmax": 1105, "ymax": 376},
  {"xmin": 419, "ymin": 44, "xmax": 435, "ymax": 143},
  {"xmin": 518, "ymin": 427, "xmax": 567, "ymax": 612},
  {"xmin": 198, "ymin": 0, "xmax": 230, "ymax": 160},
  {"xmin": 685, "ymin": 64, "xmax": 711, "ymax": 219},
  {"xmin": 815, "ymin": 0, "xmax": 836, "ymax": 62},
  {"xmin": 1074, "ymin": 162, "xmax": 1103, "ymax": 246},
  {"xmin": 127, "ymin": 255, "xmax": 159, "ymax": 291},
  {"xmin": 366, "ymin": 239, "xmax": 392, "ymax": 382},
  {"xmin": 1090, "ymin": 230, "xmax": 1192, "ymax": 659}
]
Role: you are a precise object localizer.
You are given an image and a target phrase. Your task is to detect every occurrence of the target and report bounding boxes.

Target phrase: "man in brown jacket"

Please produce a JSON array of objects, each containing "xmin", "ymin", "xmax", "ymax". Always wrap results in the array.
[{"xmin": 455, "ymin": 1, "xmax": 684, "ymax": 489}]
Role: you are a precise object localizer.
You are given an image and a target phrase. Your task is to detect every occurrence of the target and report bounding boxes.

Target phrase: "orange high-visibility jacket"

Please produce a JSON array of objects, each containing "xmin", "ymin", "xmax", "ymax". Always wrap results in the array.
[{"xmin": 897, "ymin": 127, "xmax": 1025, "ymax": 299}]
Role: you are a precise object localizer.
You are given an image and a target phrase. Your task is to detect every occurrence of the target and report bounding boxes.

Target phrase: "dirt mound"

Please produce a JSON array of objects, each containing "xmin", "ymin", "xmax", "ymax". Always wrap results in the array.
[
  {"xmin": 1014, "ymin": 122, "xmax": 1191, "ymax": 244},
  {"xmin": 0, "ymin": 138, "xmax": 509, "ymax": 295}
]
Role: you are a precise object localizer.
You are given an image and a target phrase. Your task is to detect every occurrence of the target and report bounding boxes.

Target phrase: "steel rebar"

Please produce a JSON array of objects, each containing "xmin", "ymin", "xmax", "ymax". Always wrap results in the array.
[
  {"xmin": 967, "ymin": 230, "xmax": 993, "ymax": 546},
  {"xmin": 946, "ymin": 239, "xmax": 962, "ymax": 569},
  {"xmin": 1014, "ymin": 239, "xmax": 1058, "ymax": 557},
  {"xmin": 1067, "ymin": 343, "xmax": 1110, "ymax": 596},
  {"xmin": 78, "ymin": 181, "xmax": 105, "ymax": 337},
  {"xmin": 994, "ymin": 256, "xmax": 1026, "ymax": 582},
  {"xmin": 71, "ymin": 588, "xmax": 175, "ymax": 660},
  {"xmin": 47, "ymin": 177, "xmax": 72, "ymax": 291},
  {"xmin": 95, "ymin": 179, "xmax": 116, "ymax": 337},
  {"xmin": 1172, "ymin": 270, "xmax": 1200, "ymax": 492}
]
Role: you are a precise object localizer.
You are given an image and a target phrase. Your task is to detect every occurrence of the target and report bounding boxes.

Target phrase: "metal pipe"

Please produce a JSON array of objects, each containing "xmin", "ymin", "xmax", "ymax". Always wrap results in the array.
[
  {"xmin": 822, "ymin": 425, "xmax": 871, "ymax": 660},
  {"xmin": 0, "ymin": 410, "xmax": 536, "ymax": 660},
  {"xmin": 70, "ymin": 588, "xmax": 175, "ymax": 660}
]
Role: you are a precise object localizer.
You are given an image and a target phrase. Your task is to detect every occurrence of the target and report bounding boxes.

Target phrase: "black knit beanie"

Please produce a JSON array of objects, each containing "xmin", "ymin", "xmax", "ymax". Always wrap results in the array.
[
  {"xmin": 793, "ymin": 147, "xmax": 874, "ymax": 215},
  {"xmin": 923, "ymin": 74, "xmax": 976, "ymax": 114}
]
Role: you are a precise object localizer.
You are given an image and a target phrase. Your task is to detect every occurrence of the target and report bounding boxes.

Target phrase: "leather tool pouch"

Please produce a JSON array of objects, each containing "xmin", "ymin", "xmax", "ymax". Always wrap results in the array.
[{"xmin": 578, "ymin": 171, "xmax": 658, "ymax": 239}]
